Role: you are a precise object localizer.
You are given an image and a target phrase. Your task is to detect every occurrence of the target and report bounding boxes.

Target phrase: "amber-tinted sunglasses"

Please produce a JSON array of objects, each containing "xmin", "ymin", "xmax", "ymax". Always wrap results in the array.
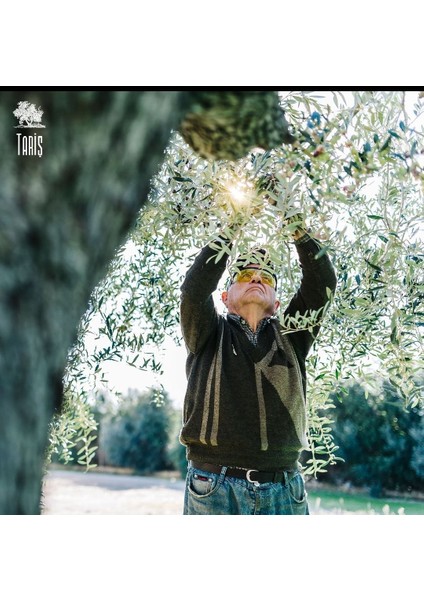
[{"xmin": 231, "ymin": 268, "xmax": 277, "ymax": 289}]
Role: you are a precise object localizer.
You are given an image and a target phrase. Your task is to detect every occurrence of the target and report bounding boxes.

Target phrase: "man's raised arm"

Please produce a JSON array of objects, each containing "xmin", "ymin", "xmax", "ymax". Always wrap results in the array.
[
  {"xmin": 180, "ymin": 235, "xmax": 231, "ymax": 354},
  {"xmin": 283, "ymin": 220, "xmax": 337, "ymax": 357}
]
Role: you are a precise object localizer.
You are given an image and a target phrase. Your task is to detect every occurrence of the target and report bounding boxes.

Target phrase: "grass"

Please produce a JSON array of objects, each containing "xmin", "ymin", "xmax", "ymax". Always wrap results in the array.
[{"xmin": 307, "ymin": 486, "xmax": 424, "ymax": 515}]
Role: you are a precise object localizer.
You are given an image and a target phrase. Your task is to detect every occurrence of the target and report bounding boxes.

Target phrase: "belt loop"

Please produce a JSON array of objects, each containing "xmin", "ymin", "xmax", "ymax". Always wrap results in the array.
[{"xmin": 219, "ymin": 466, "xmax": 228, "ymax": 483}]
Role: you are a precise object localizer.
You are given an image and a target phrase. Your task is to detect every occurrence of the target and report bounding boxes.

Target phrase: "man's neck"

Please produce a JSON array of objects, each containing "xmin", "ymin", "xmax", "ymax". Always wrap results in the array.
[{"xmin": 232, "ymin": 307, "xmax": 272, "ymax": 332}]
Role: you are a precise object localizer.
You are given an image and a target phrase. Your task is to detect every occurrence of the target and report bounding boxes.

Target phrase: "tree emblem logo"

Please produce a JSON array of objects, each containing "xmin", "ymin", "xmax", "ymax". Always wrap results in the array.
[{"xmin": 13, "ymin": 101, "xmax": 46, "ymax": 128}]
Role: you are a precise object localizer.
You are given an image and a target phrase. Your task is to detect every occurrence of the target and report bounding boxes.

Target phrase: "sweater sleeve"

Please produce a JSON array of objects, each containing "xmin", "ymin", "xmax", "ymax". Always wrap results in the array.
[
  {"xmin": 180, "ymin": 238, "xmax": 230, "ymax": 354},
  {"xmin": 283, "ymin": 235, "xmax": 337, "ymax": 358}
]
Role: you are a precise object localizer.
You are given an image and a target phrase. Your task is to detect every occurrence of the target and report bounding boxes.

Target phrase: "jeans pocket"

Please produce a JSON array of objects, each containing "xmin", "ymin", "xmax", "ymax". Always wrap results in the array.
[
  {"xmin": 188, "ymin": 469, "xmax": 219, "ymax": 498},
  {"xmin": 288, "ymin": 472, "xmax": 307, "ymax": 504}
]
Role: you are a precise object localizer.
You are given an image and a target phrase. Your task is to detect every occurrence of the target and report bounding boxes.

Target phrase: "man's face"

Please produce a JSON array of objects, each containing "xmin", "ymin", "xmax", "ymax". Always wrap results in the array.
[{"xmin": 221, "ymin": 264, "xmax": 280, "ymax": 317}]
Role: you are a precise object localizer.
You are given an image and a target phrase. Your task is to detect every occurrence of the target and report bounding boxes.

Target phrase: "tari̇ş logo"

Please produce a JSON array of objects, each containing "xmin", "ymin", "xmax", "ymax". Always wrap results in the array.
[{"xmin": 13, "ymin": 100, "xmax": 45, "ymax": 157}]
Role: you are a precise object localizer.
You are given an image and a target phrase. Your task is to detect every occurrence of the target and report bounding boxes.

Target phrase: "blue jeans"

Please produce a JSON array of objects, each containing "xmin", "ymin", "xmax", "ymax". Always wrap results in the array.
[{"xmin": 183, "ymin": 464, "xmax": 309, "ymax": 515}]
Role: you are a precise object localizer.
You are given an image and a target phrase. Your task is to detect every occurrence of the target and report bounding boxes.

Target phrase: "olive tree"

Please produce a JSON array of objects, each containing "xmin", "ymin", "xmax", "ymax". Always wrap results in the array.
[
  {"xmin": 0, "ymin": 90, "xmax": 292, "ymax": 514},
  {"xmin": 61, "ymin": 91, "xmax": 423, "ymax": 479}
]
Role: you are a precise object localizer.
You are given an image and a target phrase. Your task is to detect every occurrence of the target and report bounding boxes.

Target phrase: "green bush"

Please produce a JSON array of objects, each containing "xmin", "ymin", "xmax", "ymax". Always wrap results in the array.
[
  {"xmin": 99, "ymin": 388, "xmax": 174, "ymax": 474},
  {"xmin": 310, "ymin": 381, "xmax": 424, "ymax": 495},
  {"xmin": 167, "ymin": 421, "xmax": 188, "ymax": 479}
]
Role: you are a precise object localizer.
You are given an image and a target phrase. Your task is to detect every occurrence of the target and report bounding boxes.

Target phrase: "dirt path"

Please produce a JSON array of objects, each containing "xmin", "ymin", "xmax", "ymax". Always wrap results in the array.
[{"xmin": 42, "ymin": 469, "xmax": 186, "ymax": 515}]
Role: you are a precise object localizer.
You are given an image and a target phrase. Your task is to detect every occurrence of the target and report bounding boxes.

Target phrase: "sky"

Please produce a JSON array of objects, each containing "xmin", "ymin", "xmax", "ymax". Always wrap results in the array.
[{"xmin": 103, "ymin": 333, "xmax": 188, "ymax": 408}]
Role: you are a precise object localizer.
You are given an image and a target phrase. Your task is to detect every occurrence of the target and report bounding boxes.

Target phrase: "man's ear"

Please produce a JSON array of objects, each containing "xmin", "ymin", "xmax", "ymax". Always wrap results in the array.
[
  {"xmin": 274, "ymin": 299, "xmax": 281, "ymax": 313},
  {"xmin": 221, "ymin": 291, "xmax": 228, "ymax": 307}
]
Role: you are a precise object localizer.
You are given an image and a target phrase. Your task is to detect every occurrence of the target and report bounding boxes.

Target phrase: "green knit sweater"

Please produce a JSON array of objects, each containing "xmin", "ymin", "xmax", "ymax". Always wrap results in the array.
[{"xmin": 179, "ymin": 235, "xmax": 337, "ymax": 471}]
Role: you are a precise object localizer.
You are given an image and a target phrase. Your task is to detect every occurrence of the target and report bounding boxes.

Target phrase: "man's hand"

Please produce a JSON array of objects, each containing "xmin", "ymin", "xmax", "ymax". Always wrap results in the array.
[{"xmin": 283, "ymin": 212, "xmax": 308, "ymax": 241}]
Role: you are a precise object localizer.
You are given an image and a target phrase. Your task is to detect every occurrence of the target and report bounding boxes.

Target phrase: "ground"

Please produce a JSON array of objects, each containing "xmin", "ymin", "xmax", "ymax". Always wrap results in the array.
[
  {"xmin": 42, "ymin": 467, "xmax": 424, "ymax": 515},
  {"xmin": 42, "ymin": 468, "xmax": 186, "ymax": 515},
  {"xmin": 39, "ymin": 467, "xmax": 346, "ymax": 515}
]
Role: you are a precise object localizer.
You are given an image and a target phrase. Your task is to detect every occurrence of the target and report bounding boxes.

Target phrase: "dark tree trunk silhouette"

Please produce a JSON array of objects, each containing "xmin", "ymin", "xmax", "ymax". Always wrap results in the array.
[{"xmin": 0, "ymin": 90, "xmax": 291, "ymax": 514}]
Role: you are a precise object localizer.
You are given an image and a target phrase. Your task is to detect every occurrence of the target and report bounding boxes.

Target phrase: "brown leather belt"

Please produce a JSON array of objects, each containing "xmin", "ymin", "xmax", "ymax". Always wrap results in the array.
[{"xmin": 190, "ymin": 461, "xmax": 290, "ymax": 484}]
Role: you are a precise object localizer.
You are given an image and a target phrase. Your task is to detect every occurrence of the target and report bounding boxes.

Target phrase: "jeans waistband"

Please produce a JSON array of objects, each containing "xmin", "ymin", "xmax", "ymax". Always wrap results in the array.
[{"xmin": 190, "ymin": 461, "xmax": 295, "ymax": 484}]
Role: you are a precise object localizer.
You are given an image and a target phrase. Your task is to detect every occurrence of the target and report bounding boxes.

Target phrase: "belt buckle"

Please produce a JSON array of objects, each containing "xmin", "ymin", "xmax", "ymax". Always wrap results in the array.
[{"xmin": 246, "ymin": 469, "xmax": 260, "ymax": 486}]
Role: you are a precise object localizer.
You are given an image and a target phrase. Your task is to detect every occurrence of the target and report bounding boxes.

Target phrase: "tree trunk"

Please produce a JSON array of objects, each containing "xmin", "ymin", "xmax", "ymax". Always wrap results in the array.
[
  {"xmin": 0, "ymin": 91, "xmax": 192, "ymax": 513},
  {"xmin": 0, "ymin": 90, "xmax": 289, "ymax": 513}
]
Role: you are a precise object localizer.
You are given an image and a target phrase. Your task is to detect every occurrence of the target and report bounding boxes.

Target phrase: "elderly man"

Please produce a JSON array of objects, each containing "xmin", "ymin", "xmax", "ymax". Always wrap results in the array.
[{"xmin": 179, "ymin": 220, "xmax": 337, "ymax": 515}]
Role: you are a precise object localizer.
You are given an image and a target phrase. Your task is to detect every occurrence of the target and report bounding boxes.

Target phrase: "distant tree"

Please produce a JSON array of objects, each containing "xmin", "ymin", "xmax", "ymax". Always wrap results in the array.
[
  {"xmin": 410, "ymin": 420, "xmax": 424, "ymax": 479},
  {"xmin": 314, "ymin": 381, "xmax": 424, "ymax": 495},
  {"xmin": 99, "ymin": 389, "xmax": 173, "ymax": 473},
  {"xmin": 168, "ymin": 411, "xmax": 189, "ymax": 478}
]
